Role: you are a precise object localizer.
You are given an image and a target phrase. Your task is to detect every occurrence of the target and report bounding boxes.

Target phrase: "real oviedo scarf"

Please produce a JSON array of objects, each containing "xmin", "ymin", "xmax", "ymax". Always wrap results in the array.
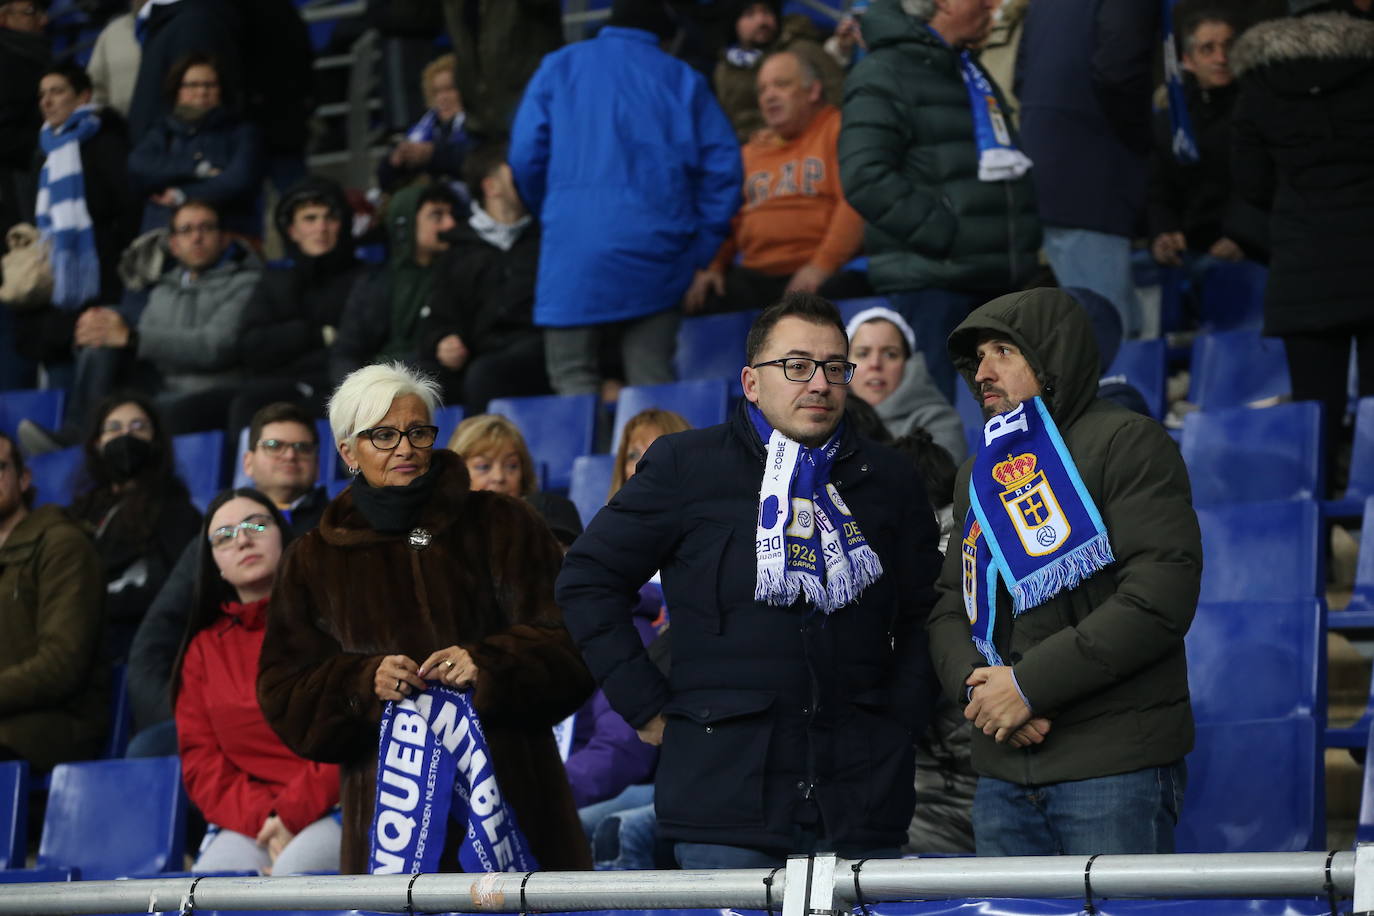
[
  {"xmin": 35, "ymin": 105, "xmax": 101, "ymax": 309},
  {"xmin": 750, "ymin": 404, "xmax": 882, "ymax": 613},
  {"xmin": 961, "ymin": 398, "xmax": 1114, "ymax": 665},
  {"xmin": 926, "ymin": 26, "xmax": 1032, "ymax": 183},
  {"xmin": 369, "ymin": 684, "xmax": 537, "ymax": 875}
]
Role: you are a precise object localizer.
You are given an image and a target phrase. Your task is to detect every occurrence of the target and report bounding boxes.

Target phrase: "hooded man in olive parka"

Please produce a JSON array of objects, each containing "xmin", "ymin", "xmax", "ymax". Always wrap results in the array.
[{"xmin": 927, "ymin": 287, "xmax": 1202, "ymax": 856}]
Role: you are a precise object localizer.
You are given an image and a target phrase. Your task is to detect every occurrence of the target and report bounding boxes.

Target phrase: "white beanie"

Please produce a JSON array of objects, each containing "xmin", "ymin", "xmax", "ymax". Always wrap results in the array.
[{"xmin": 845, "ymin": 306, "xmax": 917, "ymax": 357}]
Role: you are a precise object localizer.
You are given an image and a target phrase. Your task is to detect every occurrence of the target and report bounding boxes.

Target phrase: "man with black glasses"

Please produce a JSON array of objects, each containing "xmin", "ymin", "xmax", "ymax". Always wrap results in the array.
[
  {"xmin": 126, "ymin": 401, "xmax": 325, "ymax": 758},
  {"xmin": 558, "ymin": 291, "xmax": 943, "ymax": 868}
]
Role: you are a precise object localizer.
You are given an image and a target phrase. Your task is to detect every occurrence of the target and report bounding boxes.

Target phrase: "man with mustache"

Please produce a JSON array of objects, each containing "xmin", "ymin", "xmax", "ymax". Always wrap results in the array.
[
  {"xmin": 927, "ymin": 287, "xmax": 1201, "ymax": 855},
  {"xmin": 559, "ymin": 291, "xmax": 943, "ymax": 867}
]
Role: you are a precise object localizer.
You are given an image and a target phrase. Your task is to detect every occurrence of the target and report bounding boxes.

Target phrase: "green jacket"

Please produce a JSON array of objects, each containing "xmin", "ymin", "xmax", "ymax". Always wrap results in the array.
[
  {"xmin": 927, "ymin": 288, "xmax": 1201, "ymax": 785},
  {"xmin": 838, "ymin": 0, "xmax": 1040, "ymax": 294},
  {"xmin": 0, "ymin": 505, "xmax": 107, "ymax": 769}
]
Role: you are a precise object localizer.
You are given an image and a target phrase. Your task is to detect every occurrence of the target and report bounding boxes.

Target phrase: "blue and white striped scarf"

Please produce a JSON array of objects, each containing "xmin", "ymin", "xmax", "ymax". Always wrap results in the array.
[
  {"xmin": 927, "ymin": 26, "xmax": 1032, "ymax": 183},
  {"xmin": 1161, "ymin": 0, "xmax": 1200, "ymax": 163},
  {"xmin": 35, "ymin": 106, "xmax": 102, "ymax": 309},
  {"xmin": 406, "ymin": 109, "xmax": 468, "ymax": 145}
]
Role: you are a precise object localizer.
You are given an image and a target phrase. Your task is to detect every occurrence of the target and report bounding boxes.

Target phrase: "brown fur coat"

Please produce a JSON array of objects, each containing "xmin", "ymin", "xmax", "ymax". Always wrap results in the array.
[{"xmin": 257, "ymin": 449, "xmax": 594, "ymax": 873}]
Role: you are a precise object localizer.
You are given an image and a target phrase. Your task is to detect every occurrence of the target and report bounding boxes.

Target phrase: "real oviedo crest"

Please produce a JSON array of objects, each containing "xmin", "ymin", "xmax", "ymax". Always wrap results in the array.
[{"xmin": 992, "ymin": 453, "xmax": 1071, "ymax": 558}]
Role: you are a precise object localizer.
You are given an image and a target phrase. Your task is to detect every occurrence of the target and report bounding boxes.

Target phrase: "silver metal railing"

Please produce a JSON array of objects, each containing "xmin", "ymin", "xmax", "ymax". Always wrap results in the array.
[{"xmin": 0, "ymin": 851, "xmax": 1364, "ymax": 916}]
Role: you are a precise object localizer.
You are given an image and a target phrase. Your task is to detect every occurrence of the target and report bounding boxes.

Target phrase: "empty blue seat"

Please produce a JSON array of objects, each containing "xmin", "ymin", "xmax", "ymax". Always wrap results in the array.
[
  {"xmin": 432, "ymin": 404, "xmax": 465, "ymax": 451},
  {"xmin": 1104, "ymin": 337, "xmax": 1166, "ymax": 419},
  {"xmin": 1180, "ymin": 401, "xmax": 1324, "ymax": 505},
  {"xmin": 0, "ymin": 761, "xmax": 27, "ymax": 869},
  {"xmin": 173, "ymin": 430, "xmax": 225, "ymax": 513},
  {"xmin": 674, "ymin": 311, "xmax": 758, "ymax": 382},
  {"xmin": 1196, "ymin": 501, "xmax": 1321, "ymax": 603},
  {"xmin": 1333, "ymin": 497, "xmax": 1374, "ymax": 630},
  {"xmin": 612, "ymin": 379, "xmax": 729, "ymax": 451},
  {"xmin": 1175, "ymin": 717, "xmax": 1317, "ymax": 853},
  {"xmin": 0, "ymin": 388, "xmax": 65, "ymax": 441},
  {"xmin": 1328, "ymin": 397, "xmax": 1374, "ymax": 518},
  {"xmin": 1199, "ymin": 260, "xmax": 1268, "ymax": 332},
  {"xmin": 1188, "ymin": 330, "xmax": 1290, "ymax": 410},
  {"xmin": 27, "ymin": 446, "xmax": 83, "ymax": 508},
  {"xmin": 1186, "ymin": 600, "xmax": 1323, "ymax": 724},
  {"xmin": 37, "ymin": 756, "xmax": 187, "ymax": 879},
  {"xmin": 488, "ymin": 394, "xmax": 598, "ymax": 492},
  {"xmin": 569, "ymin": 454, "xmax": 616, "ymax": 528}
]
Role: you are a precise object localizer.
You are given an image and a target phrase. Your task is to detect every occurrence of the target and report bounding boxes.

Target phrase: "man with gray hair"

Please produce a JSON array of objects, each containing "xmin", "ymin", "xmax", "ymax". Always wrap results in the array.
[
  {"xmin": 839, "ymin": 0, "xmax": 1040, "ymax": 404},
  {"xmin": 686, "ymin": 49, "xmax": 870, "ymax": 314}
]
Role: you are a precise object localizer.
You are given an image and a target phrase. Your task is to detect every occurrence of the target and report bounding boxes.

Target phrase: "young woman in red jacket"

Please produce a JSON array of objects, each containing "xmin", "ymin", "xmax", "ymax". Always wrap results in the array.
[{"xmin": 172, "ymin": 488, "xmax": 341, "ymax": 874}]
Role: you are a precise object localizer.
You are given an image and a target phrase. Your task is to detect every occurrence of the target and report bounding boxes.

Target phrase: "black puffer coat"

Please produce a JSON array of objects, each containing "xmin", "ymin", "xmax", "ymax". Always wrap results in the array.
[
  {"xmin": 839, "ymin": 0, "xmax": 1040, "ymax": 295},
  {"xmin": 1231, "ymin": 12, "xmax": 1374, "ymax": 336},
  {"xmin": 558, "ymin": 402, "xmax": 944, "ymax": 851}
]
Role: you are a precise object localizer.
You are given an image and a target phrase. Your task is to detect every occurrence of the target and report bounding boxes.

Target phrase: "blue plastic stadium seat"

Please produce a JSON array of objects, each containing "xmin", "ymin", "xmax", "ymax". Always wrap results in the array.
[
  {"xmin": 833, "ymin": 296, "xmax": 890, "ymax": 327},
  {"xmin": 1188, "ymin": 330, "xmax": 1290, "ymax": 410},
  {"xmin": 1199, "ymin": 260, "xmax": 1268, "ymax": 332},
  {"xmin": 569, "ymin": 454, "xmax": 616, "ymax": 528},
  {"xmin": 1180, "ymin": 401, "xmax": 1325, "ymax": 505},
  {"xmin": 36, "ymin": 756, "xmax": 187, "ymax": 879},
  {"xmin": 1175, "ymin": 716, "xmax": 1317, "ymax": 852},
  {"xmin": 1186, "ymin": 600, "xmax": 1323, "ymax": 724},
  {"xmin": 1358, "ymin": 725, "xmax": 1374, "ymax": 843},
  {"xmin": 1196, "ymin": 501, "xmax": 1321, "ymax": 603},
  {"xmin": 1332, "ymin": 497, "xmax": 1374, "ymax": 631},
  {"xmin": 1104, "ymin": 338, "xmax": 1166, "ymax": 419},
  {"xmin": 27, "ymin": 446, "xmax": 83, "ymax": 508},
  {"xmin": 0, "ymin": 388, "xmax": 65, "ymax": 442},
  {"xmin": 954, "ymin": 384, "xmax": 983, "ymax": 457},
  {"xmin": 1327, "ymin": 397, "xmax": 1374, "ymax": 518},
  {"xmin": 173, "ymin": 430, "xmax": 225, "ymax": 513},
  {"xmin": 674, "ymin": 311, "xmax": 759, "ymax": 382},
  {"xmin": 488, "ymin": 394, "xmax": 598, "ymax": 492},
  {"xmin": 0, "ymin": 761, "xmax": 27, "ymax": 869},
  {"xmin": 432, "ymin": 404, "xmax": 465, "ymax": 451},
  {"xmin": 611, "ymin": 379, "xmax": 729, "ymax": 451},
  {"xmin": 326, "ymin": 478, "xmax": 350, "ymax": 499}
]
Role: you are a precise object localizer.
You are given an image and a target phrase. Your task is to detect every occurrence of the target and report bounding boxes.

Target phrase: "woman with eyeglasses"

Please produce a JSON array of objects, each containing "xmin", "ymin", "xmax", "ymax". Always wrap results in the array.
[
  {"xmin": 126, "ymin": 50, "xmax": 264, "ymax": 238},
  {"xmin": 257, "ymin": 362, "xmax": 594, "ymax": 873},
  {"xmin": 69, "ymin": 392, "xmax": 200, "ymax": 662},
  {"xmin": 173, "ymin": 487, "xmax": 340, "ymax": 875}
]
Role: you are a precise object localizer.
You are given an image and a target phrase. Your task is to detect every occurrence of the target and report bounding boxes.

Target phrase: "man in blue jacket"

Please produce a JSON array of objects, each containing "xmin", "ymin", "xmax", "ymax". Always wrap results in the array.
[
  {"xmin": 509, "ymin": 0, "xmax": 742, "ymax": 397},
  {"xmin": 558, "ymin": 292, "xmax": 942, "ymax": 868}
]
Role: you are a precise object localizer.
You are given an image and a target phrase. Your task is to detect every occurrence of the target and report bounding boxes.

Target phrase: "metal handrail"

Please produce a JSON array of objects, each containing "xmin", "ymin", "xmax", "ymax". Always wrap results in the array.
[{"xmin": 0, "ymin": 852, "xmax": 1359, "ymax": 916}]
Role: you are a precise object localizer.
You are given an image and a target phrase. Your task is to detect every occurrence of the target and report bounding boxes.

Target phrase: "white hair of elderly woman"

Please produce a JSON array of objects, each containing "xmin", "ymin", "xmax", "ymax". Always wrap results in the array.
[
  {"xmin": 901, "ymin": 0, "xmax": 936, "ymax": 19},
  {"xmin": 327, "ymin": 362, "xmax": 443, "ymax": 445}
]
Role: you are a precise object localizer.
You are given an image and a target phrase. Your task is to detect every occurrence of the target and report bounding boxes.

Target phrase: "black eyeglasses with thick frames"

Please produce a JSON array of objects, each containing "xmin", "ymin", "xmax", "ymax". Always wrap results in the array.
[
  {"xmin": 357, "ymin": 425, "xmax": 439, "ymax": 450},
  {"xmin": 750, "ymin": 357, "xmax": 856, "ymax": 385}
]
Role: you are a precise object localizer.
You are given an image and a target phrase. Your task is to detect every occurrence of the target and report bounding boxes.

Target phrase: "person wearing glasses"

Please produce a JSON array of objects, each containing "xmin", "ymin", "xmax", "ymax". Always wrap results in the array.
[
  {"xmin": 258, "ymin": 362, "xmax": 594, "ymax": 873},
  {"xmin": 68, "ymin": 392, "xmax": 199, "ymax": 664},
  {"xmin": 173, "ymin": 488, "xmax": 341, "ymax": 875},
  {"xmin": 558, "ymin": 291, "xmax": 943, "ymax": 868},
  {"xmin": 128, "ymin": 401, "xmax": 326, "ymax": 759},
  {"xmin": 127, "ymin": 51, "xmax": 264, "ymax": 238}
]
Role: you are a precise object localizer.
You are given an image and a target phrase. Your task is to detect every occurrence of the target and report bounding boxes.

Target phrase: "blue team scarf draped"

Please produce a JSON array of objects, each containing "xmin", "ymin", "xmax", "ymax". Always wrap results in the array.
[
  {"xmin": 961, "ymin": 397, "xmax": 1114, "ymax": 665},
  {"xmin": 927, "ymin": 26, "xmax": 1031, "ymax": 183},
  {"xmin": 369, "ymin": 684, "xmax": 538, "ymax": 875},
  {"xmin": 406, "ymin": 110, "xmax": 468, "ymax": 145},
  {"xmin": 1161, "ymin": 0, "xmax": 1200, "ymax": 163},
  {"xmin": 750, "ymin": 404, "xmax": 883, "ymax": 613},
  {"xmin": 35, "ymin": 106, "xmax": 102, "ymax": 310}
]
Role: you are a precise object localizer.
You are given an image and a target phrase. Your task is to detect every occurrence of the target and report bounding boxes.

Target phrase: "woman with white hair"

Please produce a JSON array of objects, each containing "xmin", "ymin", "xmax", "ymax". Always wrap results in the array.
[
  {"xmin": 846, "ymin": 306, "xmax": 968, "ymax": 462},
  {"xmin": 257, "ymin": 362, "xmax": 594, "ymax": 874}
]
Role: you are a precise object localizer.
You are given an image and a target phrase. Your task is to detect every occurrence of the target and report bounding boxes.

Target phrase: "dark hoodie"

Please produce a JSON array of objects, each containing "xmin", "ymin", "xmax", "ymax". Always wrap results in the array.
[
  {"xmin": 330, "ymin": 182, "xmax": 436, "ymax": 382},
  {"xmin": 238, "ymin": 176, "xmax": 364, "ymax": 381},
  {"xmin": 927, "ymin": 287, "xmax": 1201, "ymax": 786}
]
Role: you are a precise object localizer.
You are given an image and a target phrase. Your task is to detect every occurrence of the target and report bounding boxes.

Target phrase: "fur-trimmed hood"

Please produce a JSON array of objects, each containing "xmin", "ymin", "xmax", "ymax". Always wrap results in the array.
[{"xmin": 1231, "ymin": 12, "xmax": 1374, "ymax": 78}]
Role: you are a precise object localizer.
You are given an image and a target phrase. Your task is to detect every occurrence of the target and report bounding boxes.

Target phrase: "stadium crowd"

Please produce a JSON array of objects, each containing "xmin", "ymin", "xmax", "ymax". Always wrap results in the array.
[{"xmin": 0, "ymin": 0, "xmax": 1371, "ymax": 879}]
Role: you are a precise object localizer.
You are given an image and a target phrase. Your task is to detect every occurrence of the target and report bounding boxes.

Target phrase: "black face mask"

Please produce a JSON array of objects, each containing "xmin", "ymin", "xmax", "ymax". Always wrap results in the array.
[{"xmin": 102, "ymin": 434, "xmax": 155, "ymax": 482}]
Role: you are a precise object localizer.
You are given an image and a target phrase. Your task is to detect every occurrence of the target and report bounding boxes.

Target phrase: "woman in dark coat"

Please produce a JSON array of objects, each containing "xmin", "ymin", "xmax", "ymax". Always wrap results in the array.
[
  {"xmin": 1231, "ymin": 11, "xmax": 1374, "ymax": 457},
  {"xmin": 69, "ymin": 392, "xmax": 201, "ymax": 663},
  {"xmin": 257, "ymin": 362, "xmax": 594, "ymax": 874},
  {"xmin": 127, "ymin": 52, "xmax": 264, "ymax": 239}
]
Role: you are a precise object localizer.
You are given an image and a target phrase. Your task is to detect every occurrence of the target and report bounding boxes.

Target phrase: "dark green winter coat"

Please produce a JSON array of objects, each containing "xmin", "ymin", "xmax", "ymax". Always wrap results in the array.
[
  {"xmin": 927, "ymin": 287, "xmax": 1201, "ymax": 785},
  {"xmin": 838, "ymin": 0, "xmax": 1040, "ymax": 295}
]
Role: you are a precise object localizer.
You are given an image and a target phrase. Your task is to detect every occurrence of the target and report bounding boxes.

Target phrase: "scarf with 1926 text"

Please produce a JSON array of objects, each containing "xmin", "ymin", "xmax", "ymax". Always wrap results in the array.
[
  {"xmin": 369, "ymin": 684, "xmax": 537, "ymax": 875},
  {"xmin": 961, "ymin": 397, "xmax": 1114, "ymax": 665}
]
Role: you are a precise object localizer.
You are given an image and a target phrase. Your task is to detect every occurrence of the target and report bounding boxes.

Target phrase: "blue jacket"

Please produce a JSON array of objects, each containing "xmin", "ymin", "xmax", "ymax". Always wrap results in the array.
[{"xmin": 509, "ymin": 26, "xmax": 742, "ymax": 328}]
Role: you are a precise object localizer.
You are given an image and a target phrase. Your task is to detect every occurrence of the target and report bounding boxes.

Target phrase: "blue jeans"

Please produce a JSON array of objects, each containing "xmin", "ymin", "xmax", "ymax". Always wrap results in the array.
[
  {"xmin": 581, "ymin": 782, "xmax": 655, "ymax": 842},
  {"xmin": 1042, "ymin": 227, "xmax": 1142, "ymax": 339},
  {"xmin": 972, "ymin": 763, "xmax": 1186, "ymax": 856},
  {"xmin": 884, "ymin": 288, "xmax": 986, "ymax": 404},
  {"xmin": 593, "ymin": 802, "xmax": 660, "ymax": 870}
]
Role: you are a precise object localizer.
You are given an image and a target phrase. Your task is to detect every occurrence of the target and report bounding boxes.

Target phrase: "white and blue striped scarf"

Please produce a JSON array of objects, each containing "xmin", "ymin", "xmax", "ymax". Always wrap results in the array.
[
  {"xmin": 35, "ymin": 106, "xmax": 102, "ymax": 310},
  {"xmin": 406, "ymin": 109, "xmax": 467, "ymax": 145},
  {"xmin": 927, "ymin": 26, "xmax": 1032, "ymax": 183}
]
